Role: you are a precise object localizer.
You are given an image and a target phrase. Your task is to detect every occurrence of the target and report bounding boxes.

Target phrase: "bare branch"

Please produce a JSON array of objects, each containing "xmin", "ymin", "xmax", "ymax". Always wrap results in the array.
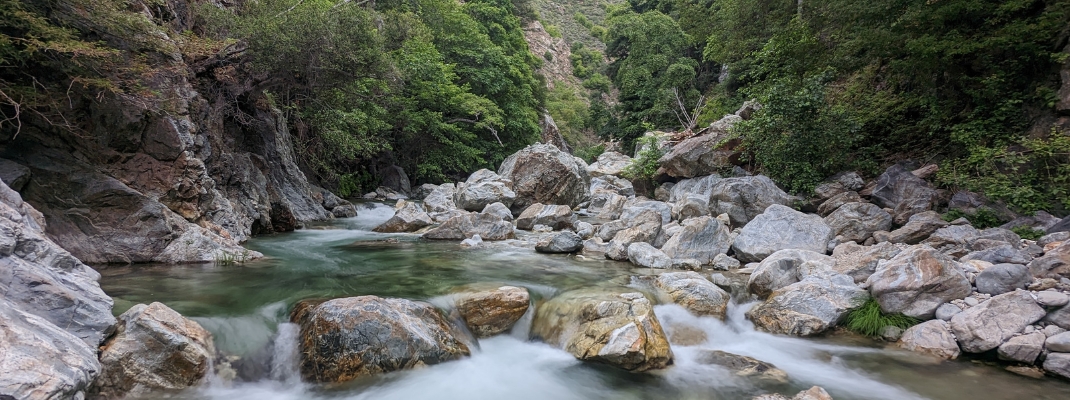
[
  {"xmin": 0, "ymin": 88, "xmax": 22, "ymax": 139},
  {"xmin": 446, "ymin": 113, "xmax": 503, "ymax": 146}
]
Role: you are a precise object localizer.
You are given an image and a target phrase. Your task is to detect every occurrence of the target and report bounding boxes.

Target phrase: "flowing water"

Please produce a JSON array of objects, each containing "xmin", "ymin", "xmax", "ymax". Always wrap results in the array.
[{"xmin": 97, "ymin": 202, "xmax": 1070, "ymax": 400}]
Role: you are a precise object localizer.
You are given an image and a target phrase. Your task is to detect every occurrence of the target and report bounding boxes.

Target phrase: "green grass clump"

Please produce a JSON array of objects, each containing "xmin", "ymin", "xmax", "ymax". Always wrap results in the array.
[
  {"xmin": 842, "ymin": 298, "xmax": 920, "ymax": 337},
  {"xmin": 941, "ymin": 207, "xmax": 1003, "ymax": 229},
  {"xmin": 1011, "ymin": 225, "xmax": 1047, "ymax": 241}
]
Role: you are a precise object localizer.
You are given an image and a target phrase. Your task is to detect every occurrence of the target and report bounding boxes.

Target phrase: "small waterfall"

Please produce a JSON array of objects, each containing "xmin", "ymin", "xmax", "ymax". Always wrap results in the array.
[
  {"xmin": 270, "ymin": 323, "xmax": 301, "ymax": 384},
  {"xmin": 509, "ymin": 300, "xmax": 536, "ymax": 340}
]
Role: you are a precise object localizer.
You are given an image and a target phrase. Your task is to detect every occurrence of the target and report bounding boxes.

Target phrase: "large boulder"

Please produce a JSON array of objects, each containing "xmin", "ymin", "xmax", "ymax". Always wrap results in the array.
[
  {"xmin": 660, "ymin": 215, "xmax": 733, "ymax": 265},
  {"xmin": 586, "ymin": 151, "xmax": 633, "ymax": 177},
  {"xmin": 515, "ymin": 203, "xmax": 576, "ymax": 231},
  {"xmin": 294, "ymin": 296, "xmax": 472, "ymax": 382},
  {"xmin": 498, "ymin": 143, "xmax": 590, "ymax": 211},
  {"xmin": 870, "ymin": 164, "xmax": 939, "ymax": 224},
  {"xmin": 671, "ymin": 196, "xmax": 709, "ymax": 221},
  {"xmin": 454, "ymin": 169, "xmax": 516, "ymax": 212},
  {"xmin": 746, "ymin": 274, "xmax": 868, "ymax": 336},
  {"xmin": 589, "ymin": 191, "xmax": 628, "ymax": 220},
  {"xmin": 875, "ymin": 211, "xmax": 948, "ymax": 245},
  {"xmin": 830, "ymin": 242, "xmax": 903, "ymax": 283},
  {"xmin": 668, "ymin": 174, "xmax": 722, "ymax": 203},
  {"xmin": 422, "ymin": 213, "xmax": 515, "ymax": 241},
  {"xmin": 0, "ymin": 299, "xmax": 101, "ymax": 400},
  {"xmin": 974, "ymin": 263, "xmax": 1032, "ymax": 295},
  {"xmin": 1044, "ymin": 353, "xmax": 1070, "ymax": 380},
  {"xmin": 590, "ymin": 175, "xmax": 635, "ymax": 197},
  {"xmin": 373, "ymin": 200, "xmax": 433, "ymax": 233},
  {"xmin": 452, "ymin": 285, "xmax": 530, "ymax": 338},
  {"xmin": 1029, "ymin": 241, "xmax": 1070, "ymax": 279},
  {"xmin": 620, "ymin": 200, "xmax": 672, "ymax": 225},
  {"xmin": 998, "ymin": 331, "xmax": 1045, "ymax": 364},
  {"xmin": 897, "ymin": 320, "xmax": 961, "ymax": 360},
  {"xmin": 1046, "ymin": 303, "xmax": 1070, "ymax": 330},
  {"xmin": 92, "ymin": 302, "xmax": 215, "ymax": 399},
  {"xmin": 531, "ymin": 290, "xmax": 672, "ymax": 371},
  {"xmin": 424, "ymin": 183, "xmax": 458, "ymax": 215},
  {"xmin": 813, "ymin": 172, "xmax": 865, "ymax": 202},
  {"xmin": 645, "ymin": 272, "xmax": 731, "ymax": 318},
  {"xmin": 731, "ymin": 205, "xmax": 834, "ymax": 263},
  {"xmin": 380, "ymin": 165, "xmax": 411, "ymax": 195},
  {"xmin": 866, "ymin": 245, "xmax": 972, "ymax": 319},
  {"xmin": 747, "ymin": 249, "xmax": 836, "ymax": 299},
  {"xmin": 627, "ymin": 242, "xmax": 672, "ymax": 269},
  {"xmin": 949, "ymin": 290, "xmax": 1047, "ymax": 353},
  {"xmin": 816, "ymin": 191, "xmax": 863, "ymax": 217},
  {"xmin": 605, "ymin": 211, "xmax": 663, "ymax": 261},
  {"xmin": 708, "ymin": 175, "xmax": 795, "ymax": 226},
  {"xmin": 824, "ymin": 202, "xmax": 893, "ymax": 243},
  {"xmin": 480, "ymin": 202, "xmax": 514, "ymax": 221},
  {"xmin": 656, "ymin": 116, "xmax": 742, "ymax": 178}
]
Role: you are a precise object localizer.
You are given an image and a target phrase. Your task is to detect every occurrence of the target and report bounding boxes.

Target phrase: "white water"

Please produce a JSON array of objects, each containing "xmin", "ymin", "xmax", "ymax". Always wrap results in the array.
[{"xmin": 269, "ymin": 323, "xmax": 301, "ymax": 384}]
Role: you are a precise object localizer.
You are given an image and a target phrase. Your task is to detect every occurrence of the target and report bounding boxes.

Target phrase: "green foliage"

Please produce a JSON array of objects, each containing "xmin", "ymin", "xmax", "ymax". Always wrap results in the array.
[
  {"xmin": 622, "ymin": 135, "xmax": 664, "ymax": 180},
  {"xmin": 842, "ymin": 298, "xmax": 920, "ymax": 338},
  {"xmin": 574, "ymin": 144, "xmax": 605, "ymax": 164},
  {"xmin": 545, "ymin": 24, "xmax": 562, "ymax": 38},
  {"xmin": 1012, "ymin": 226, "xmax": 1047, "ymax": 241},
  {"xmin": 942, "ymin": 208, "xmax": 1004, "ymax": 229}
]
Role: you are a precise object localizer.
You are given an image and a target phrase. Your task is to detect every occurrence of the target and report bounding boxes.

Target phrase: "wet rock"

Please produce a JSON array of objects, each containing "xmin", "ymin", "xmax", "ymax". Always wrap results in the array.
[
  {"xmin": 975, "ymin": 263, "xmax": 1032, "ymax": 295},
  {"xmin": 671, "ymin": 196, "xmax": 709, "ymax": 221},
  {"xmin": 516, "ymin": 203, "xmax": 576, "ymax": 231},
  {"xmin": 481, "ymin": 202, "xmax": 514, "ymax": 221},
  {"xmin": 824, "ymin": 202, "xmax": 893, "ymax": 243},
  {"xmin": 531, "ymin": 290, "xmax": 672, "ymax": 372},
  {"xmin": 455, "ymin": 169, "xmax": 517, "ymax": 212},
  {"xmin": 1043, "ymin": 353, "xmax": 1070, "ymax": 379},
  {"xmin": 998, "ymin": 332, "xmax": 1046, "ymax": 364},
  {"xmin": 295, "ymin": 296, "xmax": 472, "ymax": 382},
  {"xmin": 627, "ymin": 242, "xmax": 672, "ymax": 269},
  {"xmin": 536, "ymin": 232, "xmax": 583, "ymax": 254},
  {"xmin": 867, "ymin": 245, "xmax": 972, "ymax": 319},
  {"xmin": 694, "ymin": 350, "xmax": 788, "ymax": 385},
  {"xmin": 935, "ymin": 303, "xmax": 962, "ymax": 321},
  {"xmin": 587, "ymin": 151, "xmax": 633, "ymax": 178},
  {"xmin": 422, "ymin": 213, "xmax": 515, "ymax": 241},
  {"xmin": 830, "ymin": 242, "xmax": 903, "ymax": 284},
  {"xmin": 747, "ymin": 249, "xmax": 836, "ymax": 299},
  {"xmin": 668, "ymin": 175, "xmax": 722, "ymax": 203},
  {"xmin": 1047, "ymin": 331, "xmax": 1070, "ymax": 352},
  {"xmin": 708, "ymin": 176, "xmax": 795, "ymax": 226},
  {"xmin": 898, "ymin": 320, "xmax": 961, "ymax": 360},
  {"xmin": 453, "ymin": 286, "xmax": 530, "ymax": 337},
  {"xmin": 373, "ymin": 200, "xmax": 433, "ymax": 233},
  {"xmin": 0, "ymin": 299, "xmax": 101, "ymax": 400},
  {"xmin": 746, "ymin": 274, "xmax": 868, "ymax": 336},
  {"xmin": 870, "ymin": 163, "xmax": 939, "ymax": 224},
  {"xmin": 816, "ymin": 190, "xmax": 863, "ymax": 217},
  {"xmin": 731, "ymin": 205, "xmax": 833, "ymax": 263},
  {"xmin": 657, "ymin": 118, "xmax": 742, "ymax": 178},
  {"xmin": 1028, "ymin": 241, "xmax": 1070, "ymax": 279},
  {"xmin": 660, "ymin": 215, "xmax": 733, "ymax": 265},
  {"xmin": 498, "ymin": 143, "xmax": 590, "ymax": 211},
  {"xmin": 460, "ymin": 235, "xmax": 483, "ymax": 248},
  {"xmin": 92, "ymin": 302, "xmax": 215, "ymax": 398},
  {"xmin": 590, "ymin": 175, "xmax": 635, "ymax": 197},
  {"xmin": 647, "ymin": 272, "xmax": 730, "ymax": 318},
  {"xmin": 875, "ymin": 211, "xmax": 948, "ymax": 245},
  {"xmin": 950, "ymin": 291, "xmax": 1047, "ymax": 353}
]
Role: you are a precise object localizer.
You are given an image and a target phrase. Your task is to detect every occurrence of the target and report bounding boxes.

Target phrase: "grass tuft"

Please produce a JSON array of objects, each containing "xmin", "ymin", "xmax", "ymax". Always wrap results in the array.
[{"xmin": 842, "ymin": 298, "xmax": 920, "ymax": 337}]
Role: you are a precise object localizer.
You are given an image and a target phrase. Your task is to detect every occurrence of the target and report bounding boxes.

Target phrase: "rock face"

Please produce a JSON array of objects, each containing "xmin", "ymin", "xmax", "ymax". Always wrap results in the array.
[
  {"xmin": 656, "ymin": 116, "xmax": 742, "ymax": 178},
  {"xmin": 949, "ymin": 291, "xmax": 1047, "ymax": 353},
  {"xmin": 870, "ymin": 164, "xmax": 939, "ymax": 224},
  {"xmin": 731, "ymin": 205, "xmax": 833, "ymax": 263},
  {"xmin": 0, "ymin": 299, "xmax": 102, "ymax": 400},
  {"xmin": 515, "ymin": 203, "xmax": 576, "ymax": 231},
  {"xmin": 294, "ymin": 296, "xmax": 472, "ymax": 383},
  {"xmin": 898, "ymin": 320, "xmax": 961, "ymax": 360},
  {"xmin": 660, "ymin": 216, "xmax": 733, "ymax": 265},
  {"xmin": 535, "ymin": 232, "xmax": 583, "ymax": 253},
  {"xmin": 453, "ymin": 286, "xmax": 530, "ymax": 337},
  {"xmin": 586, "ymin": 151, "xmax": 633, "ymax": 177},
  {"xmin": 498, "ymin": 144, "xmax": 589, "ymax": 211},
  {"xmin": 92, "ymin": 302, "xmax": 215, "ymax": 399},
  {"xmin": 708, "ymin": 175, "xmax": 794, "ymax": 226},
  {"xmin": 454, "ymin": 169, "xmax": 517, "ymax": 212},
  {"xmin": 746, "ymin": 275, "xmax": 868, "ymax": 336},
  {"xmin": 646, "ymin": 272, "xmax": 730, "ymax": 318},
  {"xmin": 373, "ymin": 200, "xmax": 433, "ymax": 233},
  {"xmin": 824, "ymin": 202, "xmax": 892, "ymax": 243},
  {"xmin": 866, "ymin": 245, "xmax": 972, "ymax": 319},
  {"xmin": 422, "ymin": 213, "xmax": 514, "ymax": 241},
  {"xmin": 532, "ymin": 290, "xmax": 672, "ymax": 372}
]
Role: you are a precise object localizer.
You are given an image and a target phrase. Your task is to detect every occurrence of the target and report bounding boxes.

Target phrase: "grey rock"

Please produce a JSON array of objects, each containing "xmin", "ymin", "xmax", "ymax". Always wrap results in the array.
[
  {"xmin": 950, "ymin": 290, "xmax": 1047, "ymax": 353},
  {"xmin": 587, "ymin": 151, "xmax": 633, "ymax": 178},
  {"xmin": 621, "ymin": 200, "xmax": 672, "ymax": 225},
  {"xmin": 824, "ymin": 202, "xmax": 893, "ymax": 243},
  {"xmin": 867, "ymin": 245, "xmax": 972, "ymax": 319},
  {"xmin": 1045, "ymin": 331, "xmax": 1070, "ymax": 352},
  {"xmin": 654, "ymin": 182, "xmax": 673, "ymax": 202},
  {"xmin": 0, "ymin": 158, "xmax": 31, "ymax": 191},
  {"xmin": 645, "ymin": 272, "xmax": 731, "ymax": 318},
  {"xmin": 380, "ymin": 165, "xmax": 411, "ymax": 195},
  {"xmin": 1038, "ymin": 232, "xmax": 1070, "ymax": 247},
  {"xmin": 746, "ymin": 274, "xmax": 868, "ymax": 336},
  {"xmin": 668, "ymin": 175, "xmax": 722, "ymax": 203},
  {"xmin": 870, "ymin": 163, "xmax": 939, "ymax": 224},
  {"xmin": 605, "ymin": 216, "xmax": 662, "ymax": 261},
  {"xmin": 373, "ymin": 200, "xmax": 433, "ymax": 233},
  {"xmin": 1043, "ymin": 353, "xmax": 1070, "ymax": 379},
  {"xmin": 961, "ymin": 245, "xmax": 1033, "ymax": 265},
  {"xmin": 413, "ymin": 183, "xmax": 439, "ymax": 200},
  {"xmin": 898, "ymin": 320, "xmax": 961, "ymax": 360},
  {"xmin": 713, "ymin": 253, "xmax": 741, "ymax": 271},
  {"xmin": 672, "ymin": 258, "xmax": 703, "ymax": 271},
  {"xmin": 731, "ymin": 205, "xmax": 834, "ymax": 263},
  {"xmin": 813, "ymin": 172, "xmax": 865, "ymax": 201},
  {"xmin": 935, "ymin": 303, "xmax": 963, "ymax": 321},
  {"xmin": 816, "ymin": 191, "xmax": 862, "ymax": 217},
  {"xmin": 708, "ymin": 175, "xmax": 795, "ymax": 226},
  {"xmin": 481, "ymin": 202, "xmax": 514, "ymax": 221},
  {"xmin": 876, "ymin": 211, "xmax": 948, "ymax": 245},
  {"xmin": 455, "ymin": 169, "xmax": 516, "ymax": 212},
  {"xmin": 923, "ymin": 224, "xmax": 982, "ymax": 250},
  {"xmin": 515, "ymin": 203, "xmax": 576, "ymax": 231},
  {"xmin": 998, "ymin": 332, "xmax": 1046, "ymax": 364},
  {"xmin": 633, "ymin": 131, "xmax": 674, "ymax": 158},
  {"xmin": 657, "ymin": 117, "xmax": 741, "ymax": 178},
  {"xmin": 423, "ymin": 213, "xmax": 515, "ymax": 241},
  {"xmin": 975, "ymin": 263, "xmax": 1032, "ymax": 295},
  {"xmin": 1029, "ymin": 241, "xmax": 1070, "ymax": 279},
  {"xmin": 374, "ymin": 186, "xmax": 408, "ymax": 200},
  {"xmin": 693, "ymin": 350, "xmax": 788, "ymax": 385},
  {"xmin": 0, "ymin": 299, "xmax": 101, "ymax": 400},
  {"xmin": 1049, "ymin": 216, "xmax": 1070, "ymax": 234},
  {"xmin": 590, "ymin": 175, "xmax": 635, "ymax": 197},
  {"xmin": 460, "ymin": 235, "xmax": 483, "ymax": 248},
  {"xmin": 627, "ymin": 242, "xmax": 672, "ymax": 269},
  {"xmin": 1036, "ymin": 291, "xmax": 1070, "ymax": 307},
  {"xmin": 582, "ymin": 238, "xmax": 609, "ymax": 255},
  {"xmin": 498, "ymin": 143, "xmax": 590, "ymax": 211},
  {"xmin": 589, "ymin": 192, "xmax": 628, "ymax": 220},
  {"xmin": 661, "ymin": 216, "xmax": 733, "ymax": 265},
  {"xmin": 1044, "ymin": 324, "xmax": 1067, "ymax": 337},
  {"xmin": 574, "ymin": 221, "xmax": 595, "ymax": 240},
  {"xmin": 536, "ymin": 232, "xmax": 583, "ymax": 254},
  {"xmin": 747, "ymin": 249, "xmax": 836, "ymax": 299},
  {"xmin": 830, "ymin": 242, "xmax": 903, "ymax": 283},
  {"xmin": 881, "ymin": 325, "xmax": 905, "ymax": 342},
  {"xmin": 671, "ymin": 196, "xmax": 709, "ymax": 221}
]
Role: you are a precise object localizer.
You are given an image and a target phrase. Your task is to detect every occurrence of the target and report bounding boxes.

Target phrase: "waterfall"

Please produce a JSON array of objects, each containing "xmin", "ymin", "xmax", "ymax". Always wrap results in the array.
[{"xmin": 270, "ymin": 323, "xmax": 301, "ymax": 384}]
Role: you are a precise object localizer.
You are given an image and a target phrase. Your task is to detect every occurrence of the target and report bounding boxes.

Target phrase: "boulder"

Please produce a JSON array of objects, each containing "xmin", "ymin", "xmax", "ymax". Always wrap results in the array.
[
  {"xmin": 590, "ymin": 175, "xmax": 635, "ymax": 197},
  {"xmin": 0, "ymin": 299, "xmax": 101, "ymax": 400},
  {"xmin": 498, "ymin": 143, "xmax": 590, "ymax": 211},
  {"xmin": 746, "ymin": 274, "xmax": 868, "ymax": 336},
  {"xmin": 974, "ymin": 263, "xmax": 1032, "ymax": 295},
  {"xmin": 646, "ymin": 272, "xmax": 731, "ymax": 318},
  {"xmin": 824, "ymin": 202, "xmax": 893, "ymax": 243},
  {"xmin": 813, "ymin": 172, "xmax": 865, "ymax": 201},
  {"xmin": 660, "ymin": 216, "xmax": 733, "ymax": 265},
  {"xmin": 1029, "ymin": 241, "xmax": 1070, "ymax": 279},
  {"xmin": 866, "ymin": 245, "xmax": 972, "ymax": 319},
  {"xmin": 897, "ymin": 320, "xmax": 961, "ymax": 360},
  {"xmin": 1046, "ymin": 304, "xmax": 1070, "ymax": 330},
  {"xmin": 605, "ymin": 212, "xmax": 663, "ymax": 261},
  {"xmin": 586, "ymin": 151, "xmax": 633, "ymax": 177},
  {"xmin": 453, "ymin": 286, "xmax": 530, "ymax": 337},
  {"xmin": 713, "ymin": 254, "xmax": 742, "ymax": 271},
  {"xmin": 0, "ymin": 158, "xmax": 31, "ymax": 191},
  {"xmin": 422, "ymin": 213, "xmax": 515, "ymax": 241},
  {"xmin": 668, "ymin": 175, "xmax": 721, "ymax": 203},
  {"xmin": 961, "ymin": 245, "xmax": 1032, "ymax": 266},
  {"xmin": 480, "ymin": 202, "xmax": 514, "ymax": 221},
  {"xmin": 657, "ymin": 117, "xmax": 742, "ymax": 178},
  {"xmin": 830, "ymin": 242, "xmax": 903, "ymax": 284},
  {"xmin": 1049, "ymin": 215, "xmax": 1070, "ymax": 234},
  {"xmin": 671, "ymin": 196, "xmax": 709, "ymax": 221},
  {"xmin": 1043, "ymin": 353, "xmax": 1070, "ymax": 380},
  {"xmin": 531, "ymin": 290, "xmax": 672, "ymax": 372},
  {"xmin": 574, "ymin": 221, "xmax": 595, "ymax": 239},
  {"xmin": 373, "ymin": 186, "xmax": 408, "ymax": 200},
  {"xmin": 92, "ymin": 302, "xmax": 215, "ymax": 398},
  {"xmin": 816, "ymin": 191, "xmax": 863, "ymax": 217},
  {"xmin": 424, "ymin": 183, "xmax": 458, "ymax": 215},
  {"xmin": 747, "ymin": 249, "xmax": 836, "ymax": 299},
  {"xmin": 515, "ymin": 203, "xmax": 576, "ymax": 231},
  {"xmin": 949, "ymin": 290, "xmax": 1047, "ymax": 353},
  {"xmin": 627, "ymin": 242, "xmax": 672, "ymax": 269},
  {"xmin": 753, "ymin": 387, "xmax": 834, "ymax": 400},
  {"xmin": 380, "ymin": 165, "xmax": 411, "ymax": 195},
  {"xmin": 654, "ymin": 182, "xmax": 673, "ymax": 201},
  {"xmin": 413, "ymin": 183, "xmax": 439, "ymax": 200},
  {"xmin": 870, "ymin": 163, "xmax": 939, "ymax": 224},
  {"xmin": 1047, "ymin": 331, "xmax": 1070, "ymax": 352},
  {"xmin": 454, "ymin": 169, "xmax": 516, "ymax": 212},
  {"xmin": 535, "ymin": 232, "xmax": 583, "ymax": 254},
  {"xmin": 731, "ymin": 205, "xmax": 834, "ymax": 263},
  {"xmin": 875, "ymin": 211, "xmax": 948, "ymax": 245},
  {"xmin": 294, "ymin": 296, "xmax": 472, "ymax": 382},
  {"xmin": 373, "ymin": 200, "xmax": 433, "ymax": 233},
  {"xmin": 621, "ymin": 200, "xmax": 672, "ymax": 225},
  {"xmin": 934, "ymin": 303, "xmax": 963, "ymax": 321},
  {"xmin": 589, "ymin": 192, "xmax": 628, "ymax": 220},
  {"xmin": 1037, "ymin": 291, "xmax": 1070, "ymax": 307},
  {"xmin": 708, "ymin": 176, "xmax": 795, "ymax": 226},
  {"xmin": 998, "ymin": 332, "xmax": 1045, "ymax": 364},
  {"xmin": 693, "ymin": 350, "xmax": 788, "ymax": 385}
]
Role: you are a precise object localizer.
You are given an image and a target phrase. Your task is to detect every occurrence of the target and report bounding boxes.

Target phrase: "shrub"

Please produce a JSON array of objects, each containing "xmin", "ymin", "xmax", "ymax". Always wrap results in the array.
[
  {"xmin": 1011, "ymin": 226, "xmax": 1047, "ymax": 241},
  {"xmin": 842, "ymin": 298, "xmax": 920, "ymax": 338},
  {"xmin": 941, "ymin": 208, "xmax": 1003, "ymax": 229},
  {"xmin": 622, "ymin": 135, "xmax": 663, "ymax": 181}
]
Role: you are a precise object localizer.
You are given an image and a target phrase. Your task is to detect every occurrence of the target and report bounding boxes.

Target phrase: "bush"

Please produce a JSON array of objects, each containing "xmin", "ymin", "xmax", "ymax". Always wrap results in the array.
[
  {"xmin": 545, "ymin": 24, "xmax": 562, "ymax": 38},
  {"xmin": 941, "ymin": 208, "xmax": 1003, "ymax": 229},
  {"xmin": 842, "ymin": 298, "xmax": 920, "ymax": 338},
  {"xmin": 1011, "ymin": 226, "xmax": 1047, "ymax": 241},
  {"xmin": 622, "ymin": 135, "xmax": 663, "ymax": 181}
]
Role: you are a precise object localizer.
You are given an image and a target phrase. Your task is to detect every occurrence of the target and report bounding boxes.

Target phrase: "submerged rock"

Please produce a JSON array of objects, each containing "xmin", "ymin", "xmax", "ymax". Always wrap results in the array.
[
  {"xmin": 498, "ymin": 143, "xmax": 590, "ymax": 211},
  {"xmin": 753, "ymin": 386, "xmax": 834, "ymax": 400},
  {"xmin": 453, "ymin": 285, "xmax": 530, "ymax": 337},
  {"xmin": 949, "ymin": 290, "xmax": 1046, "ymax": 353},
  {"xmin": 694, "ymin": 349, "xmax": 788, "ymax": 385},
  {"xmin": 732, "ymin": 205, "xmax": 833, "ymax": 263},
  {"xmin": 422, "ymin": 213, "xmax": 515, "ymax": 241},
  {"xmin": 746, "ymin": 274, "xmax": 868, "ymax": 336},
  {"xmin": 898, "ymin": 320, "xmax": 961, "ymax": 360}
]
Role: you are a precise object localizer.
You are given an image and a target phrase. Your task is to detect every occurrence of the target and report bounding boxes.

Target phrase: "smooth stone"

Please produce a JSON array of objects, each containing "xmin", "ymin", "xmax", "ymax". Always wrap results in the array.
[
  {"xmin": 934, "ymin": 303, "xmax": 963, "ymax": 321},
  {"xmin": 1036, "ymin": 291, "xmax": 1070, "ymax": 307},
  {"xmin": 1046, "ymin": 331, "xmax": 1070, "ymax": 352},
  {"xmin": 898, "ymin": 320, "xmax": 961, "ymax": 360},
  {"xmin": 453, "ymin": 285, "xmax": 530, "ymax": 337},
  {"xmin": 627, "ymin": 242, "xmax": 672, "ymax": 269}
]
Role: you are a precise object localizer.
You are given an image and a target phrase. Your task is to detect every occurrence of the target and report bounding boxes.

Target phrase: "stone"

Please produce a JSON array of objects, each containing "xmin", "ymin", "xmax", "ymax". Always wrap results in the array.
[
  {"xmin": 422, "ymin": 213, "xmax": 515, "ymax": 241},
  {"xmin": 1047, "ymin": 331, "xmax": 1070, "ymax": 352},
  {"xmin": 935, "ymin": 303, "xmax": 962, "ymax": 321},
  {"xmin": 586, "ymin": 151, "xmax": 633, "ymax": 177},
  {"xmin": 708, "ymin": 175, "xmax": 795, "ymax": 226},
  {"xmin": 660, "ymin": 215, "xmax": 733, "ymax": 265},
  {"xmin": 654, "ymin": 182, "xmax": 673, "ymax": 202},
  {"xmin": 413, "ymin": 183, "xmax": 439, "ymax": 200},
  {"xmin": 582, "ymin": 238, "xmax": 609, "ymax": 255},
  {"xmin": 824, "ymin": 202, "xmax": 893, "ymax": 243},
  {"xmin": 294, "ymin": 296, "xmax": 472, "ymax": 382},
  {"xmin": 961, "ymin": 245, "xmax": 1033, "ymax": 265},
  {"xmin": 671, "ymin": 196, "xmax": 709, "ymax": 221},
  {"xmin": 0, "ymin": 158, "xmax": 31, "ymax": 191},
  {"xmin": 693, "ymin": 350, "xmax": 788, "ymax": 385},
  {"xmin": 867, "ymin": 245, "xmax": 972, "ymax": 319},
  {"xmin": 0, "ymin": 299, "xmax": 101, "ymax": 400},
  {"xmin": 480, "ymin": 202, "xmax": 514, "ymax": 221},
  {"xmin": 515, "ymin": 203, "xmax": 576, "ymax": 231},
  {"xmin": 1028, "ymin": 241, "xmax": 1070, "ymax": 279},
  {"xmin": 453, "ymin": 286, "xmax": 530, "ymax": 337},
  {"xmin": 1036, "ymin": 291, "xmax": 1070, "ymax": 307},
  {"xmin": 1039, "ymin": 232, "xmax": 1070, "ymax": 247},
  {"xmin": 589, "ymin": 192, "xmax": 628, "ymax": 220},
  {"xmin": 498, "ymin": 143, "xmax": 590, "ymax": 211},
  {"xmin": 627, "ymin": 242, "xmax": 672, "ymax": 269},
  {"xmin": 531, "ymin": 290, "xmax": 672, "ymax": 372},
  {"xmin": 713, "ymin": 254, "xmax": 741, "ymax": 271},
  {"xmin": 92, "ymin": 302, "xmax": 215, "ymax": 398},
  {"xmin": 454, "ymin": 169, "xmax": 517, "ymax": 212},
  {"xmin": 374, "ymin": 186, "xmax": 408, "ymax": 200},
  {"xmin": 746, "ymin": 274, "xmax": 868, "ymax": 336},
  {"xmin": 731, "ymin": 205, "xmax": 834, "ymax": 263},
  {"xmin": 974, "ymin": 263, "xmax": 1032, "ymax": 295},
  {"xmin": 460, "ymin": 235, "xmax": 483, "ymax": 248},
  {"xmin": 535, "ymin": 232, "xmax": 584, "ymax": 254},
  {"xmin": 424, "ymin": 183, "xmax": 458, "ymax": 216},
  {"xmin": 373, "ymin": 200, "xmax": 433, "ymax": 233},
  {"xmin": 998, "ymin": 332, "xmax": 1045, "ymax": 364},
  {"xmin": 657, "ymin": 117, "xmax": 742, "ymax": 178},
  {"xmin": 816, "ymin": 191, "xmax": 863, "ymax": 217},
  {"xmin": 646, "ymin": 272, "xmax": 731, "ymax": 318},
  {"xmin": 621, "ymin": 200, "xmax": 672, "ymax": 225},
  {"xmin": 574, "ymin": 221, "xmax": 595, "ymax": 239},
  {"xmin": 1048, "ymin": 215, "xmax": 1070, "ymax": 234},
  {"xmin": 898, "ymin": 320, "xmax": 961, "ymax": 360},
  {"xmin": 668, "ymin": 175, "xmax": 722, "ymax": 203},
  {"xmin": 881, "ymin": 325, "xmax": 905, "ymax": 342},
  {"xmin": 605, "ymin": 212, "xmax": 662, "ymax": 261},
  {"xmin": 876, "ymin": 211, "xmax": 948, "ymax": 245},
  {"xmin": 1043, "ymin": 353, "xmax": 1070, "ymax": 379},
  {"xmin": 1044, "ymin": 324, "xmax": 1067, "ymax": 337},
  {"xmin": 814, "ymin": 172, "xmax": 865, "ymax": 201},
  {"xmin": 590, "ymin": 175, "xmax": 635, "ymax": 197},
  {"xmin": 830, "ymin": 241, "xmax": 903, "ymax": 284},
  {"xmin": 950, "ymin": 291, "xmax": 1047, "ymax": 353},
  {"xmin": 380, "ymin": 165, "xmax": 411, "ymax": 195},
  {"xmin": 747, "ymin": 249, "xmax": 836, "ymax": 299},
  {"xmin": 870, "ymin": 163, "xmax": 939, "ymax": 224}
]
